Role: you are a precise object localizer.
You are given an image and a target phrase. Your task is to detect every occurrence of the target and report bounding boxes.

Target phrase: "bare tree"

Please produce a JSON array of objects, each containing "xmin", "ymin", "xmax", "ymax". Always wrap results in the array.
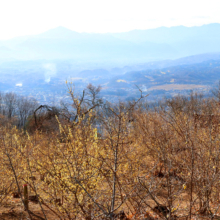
[
  {"xmin": 59, "ymin": 82, "xmax": 103, "ymax": 124},
  {"xmin": 212, "ymin": 81, "xmax": 220, "ymax": 103},
  {"xmin": 0, "ymin": 92, "xmax": 3, "ymax": 115},
  {"xmin": 3, "ymin": 92, "xmax": 17, "ymax": 119},
  {"xmin": 16, "ymin": 96, "xmax": 38, "ymax": 128}
]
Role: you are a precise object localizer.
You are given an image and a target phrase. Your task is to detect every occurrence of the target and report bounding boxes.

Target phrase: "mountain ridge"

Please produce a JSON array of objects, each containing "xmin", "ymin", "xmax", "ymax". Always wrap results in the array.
[{"xmin": 0, "ymin": 23, "xmax": 220, "ymax": 63}]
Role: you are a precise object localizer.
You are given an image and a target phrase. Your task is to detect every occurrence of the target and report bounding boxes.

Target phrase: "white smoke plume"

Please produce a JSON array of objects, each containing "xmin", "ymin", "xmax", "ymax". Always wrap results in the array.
[{"xmin": 43, "ymin": 63, "xmax": 57, "ymax": 83}]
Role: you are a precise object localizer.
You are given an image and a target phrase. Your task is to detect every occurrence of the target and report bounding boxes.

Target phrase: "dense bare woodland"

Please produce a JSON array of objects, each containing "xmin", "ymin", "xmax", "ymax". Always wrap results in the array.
[{"xmin": 1, "ymin": 84, "xmax": 220, "ymax": 219}]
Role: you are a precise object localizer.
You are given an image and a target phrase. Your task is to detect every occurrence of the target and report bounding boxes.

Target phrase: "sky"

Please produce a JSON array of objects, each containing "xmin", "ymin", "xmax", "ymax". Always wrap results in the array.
[{"xmin": 0, "ymin": 0, "xmax": 219, "ymax": 40}]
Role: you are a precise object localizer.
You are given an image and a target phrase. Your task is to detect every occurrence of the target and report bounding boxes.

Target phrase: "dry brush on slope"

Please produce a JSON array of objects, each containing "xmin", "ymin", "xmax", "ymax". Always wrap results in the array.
[{"xmin": 1, "ymin": 92, "xmax": 220, "ymax": 219}]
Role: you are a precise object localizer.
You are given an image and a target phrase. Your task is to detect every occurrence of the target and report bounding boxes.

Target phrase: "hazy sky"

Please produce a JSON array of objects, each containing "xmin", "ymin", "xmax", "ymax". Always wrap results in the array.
[{"xmin": 0, "ymin": 0, "xmax": 219, "ymax": 40}]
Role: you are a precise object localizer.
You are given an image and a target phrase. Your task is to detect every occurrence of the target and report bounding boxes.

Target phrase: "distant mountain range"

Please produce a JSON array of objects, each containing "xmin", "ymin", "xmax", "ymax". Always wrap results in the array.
[
  {"xmin": 1, "ymin": 24, "xmax": 220, "ymax": 103},
  {"xmin": 0, "ymin": 24, "xmax": 220, "ymax": 64}
]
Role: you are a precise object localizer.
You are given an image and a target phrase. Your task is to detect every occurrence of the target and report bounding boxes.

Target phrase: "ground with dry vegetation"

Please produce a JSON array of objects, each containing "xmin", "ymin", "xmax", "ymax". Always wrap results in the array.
[{"xmin": 1, "ymin": 87, "xmax": 220, "ymax": 219}]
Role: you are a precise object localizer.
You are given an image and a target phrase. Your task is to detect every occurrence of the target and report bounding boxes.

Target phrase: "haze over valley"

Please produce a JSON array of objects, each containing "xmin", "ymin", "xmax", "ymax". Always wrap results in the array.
[{"xmin": 1, "ymin": 24, "xmax": 220, "ymax": 104}]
